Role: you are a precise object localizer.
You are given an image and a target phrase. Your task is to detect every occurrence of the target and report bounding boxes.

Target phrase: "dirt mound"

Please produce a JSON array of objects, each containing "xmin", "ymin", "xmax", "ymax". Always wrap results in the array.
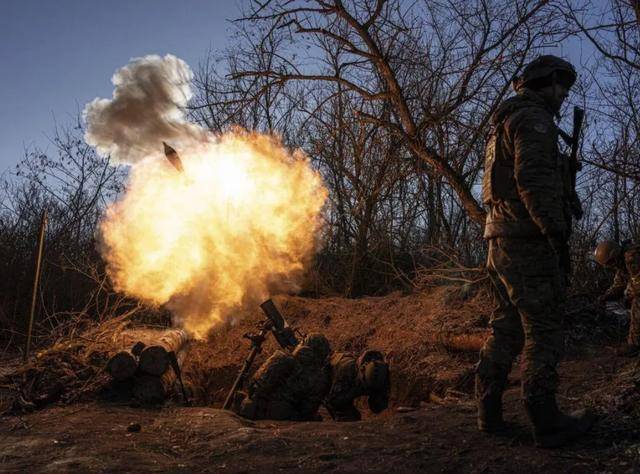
[
  {"xmin": 184, "ymin": 285, "xmax": 491, "ymax": 407},
  {"xmin": 2, "ymin": 285, "xmax": 640, "ymax": 471},
  {"xmin": 2, "ymin": 283, "xmax": 626, "ymax": 414}
]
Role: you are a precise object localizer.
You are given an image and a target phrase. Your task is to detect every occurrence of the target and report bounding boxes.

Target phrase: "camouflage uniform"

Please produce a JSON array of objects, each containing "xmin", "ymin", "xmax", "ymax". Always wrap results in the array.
[
  {"xmin": 325, "ymin": 350, "xmax": 390, "ymax": 421},
  {"xmin": 476, "ymin": 51, "xmax": 588, "ymax": 412},
  {"xmin": 234, "ymin": 334, "xmax": 331, "ymax": 421},
  {"xmin": 476, "ymin": 55, "xmax": 595, "ymax": 447},
  {"xmin": 477, "ymin": 85, "xmax": 569, "ymax": 404},
  {"xmin": 602, "ymin": 243, "xmax": 640, "ymax": 346}
]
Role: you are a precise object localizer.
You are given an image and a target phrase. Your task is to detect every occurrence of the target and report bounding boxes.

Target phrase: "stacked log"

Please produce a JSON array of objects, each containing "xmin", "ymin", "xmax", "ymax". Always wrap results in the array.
[
  {"xmin": 105, "ymin": 328, "xmax": 190, "ymax": 404},
  {"xmin": 138, "ymin": 329, "xmax": 190, "ymax": 375},
  {"xmin": 106, "ymin": 351, "xmax": 137, "ymax": 381}
]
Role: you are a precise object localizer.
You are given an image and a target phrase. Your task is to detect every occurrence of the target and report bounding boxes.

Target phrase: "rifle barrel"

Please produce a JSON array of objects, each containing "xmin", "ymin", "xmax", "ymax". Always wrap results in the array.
[{"xmin": 570, "ymin": 107, "xmax": 584, "ymax": 164}]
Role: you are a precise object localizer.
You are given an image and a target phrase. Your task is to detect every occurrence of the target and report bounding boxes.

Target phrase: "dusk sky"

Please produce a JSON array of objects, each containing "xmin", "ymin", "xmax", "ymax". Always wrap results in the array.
[{"xmin": 0, "ymin": 0, "xmax": 241, "ymax": 175}]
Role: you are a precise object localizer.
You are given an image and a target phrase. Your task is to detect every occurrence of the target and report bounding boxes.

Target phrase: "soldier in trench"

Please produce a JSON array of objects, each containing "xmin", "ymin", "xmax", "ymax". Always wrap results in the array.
[
  {"xmin": 594, "ymin": 240, "xmax": 640, "ymax": 356},
  {"xmin": 233, "ymin": 338, "xmax": 390, "ymax": 422},
  {"xmin": 233, "ymin": 333, "xmax": 332, "ymax": 421}
]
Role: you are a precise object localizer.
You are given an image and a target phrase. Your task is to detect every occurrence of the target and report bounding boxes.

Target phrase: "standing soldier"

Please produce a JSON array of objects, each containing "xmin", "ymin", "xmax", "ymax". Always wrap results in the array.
[
  {"xmin": 594, "ymin": 240, "xmax": 640, "ymax": 356},
  {"xmin": 476, "ymin": 55, "xmax": 595, "ymax": 448}
]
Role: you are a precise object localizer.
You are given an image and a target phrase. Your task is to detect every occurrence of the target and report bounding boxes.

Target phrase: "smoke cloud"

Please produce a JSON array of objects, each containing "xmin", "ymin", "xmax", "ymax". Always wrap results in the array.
[{"xmin": 83, "ymin": 54, "xmax": 204, "ymax": 165}]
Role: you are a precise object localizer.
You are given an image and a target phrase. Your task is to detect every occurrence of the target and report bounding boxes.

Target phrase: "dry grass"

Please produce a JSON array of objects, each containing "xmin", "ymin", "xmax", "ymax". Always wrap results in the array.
[{"xmin": 0, "ymin": 306, "xmax": 153, "ymax": 413}]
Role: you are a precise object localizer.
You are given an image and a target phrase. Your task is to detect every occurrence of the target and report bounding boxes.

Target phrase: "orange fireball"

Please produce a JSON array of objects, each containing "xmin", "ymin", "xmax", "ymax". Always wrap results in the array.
[{"xmin": 100, "ymin": 130, "xmax": 326, "ymax": 338}]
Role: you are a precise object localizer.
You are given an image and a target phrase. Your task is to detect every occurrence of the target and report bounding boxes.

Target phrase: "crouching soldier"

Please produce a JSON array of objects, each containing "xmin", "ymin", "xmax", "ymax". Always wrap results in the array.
[
  {"xmin": 594, "ymin": 240, "xmax": 640, "ymax": 356},
  {"xmin": 233, "ymin": 333, "xmax": 332, "ymax": 421},
  {"xmin": 325, "ymin": 350, "xmax": 390, "ymax": 421}
]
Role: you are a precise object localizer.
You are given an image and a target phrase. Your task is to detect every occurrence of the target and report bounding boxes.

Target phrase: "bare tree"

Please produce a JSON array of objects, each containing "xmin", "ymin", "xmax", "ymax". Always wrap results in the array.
[
  {"xmin": 0, "ymin": 120, "xmax": 126, "ymax": 345},
  {"xmin": 227, "ymin": 0, "xmax": 565, "ymax": 226},
  {"xmin": 563, "ymin": 0, "xmax": 640, "ymax": 250},
  {"xmin": 187, "ymin": 0, "xmax": 573, "ymax": 293},
  {"xmin": 563, "ymin": 0, "xmax": 639, "ymax": 70}
]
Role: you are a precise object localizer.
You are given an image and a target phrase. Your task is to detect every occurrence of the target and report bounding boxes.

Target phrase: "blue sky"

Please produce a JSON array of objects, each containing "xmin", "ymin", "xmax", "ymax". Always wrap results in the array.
[
  {"xmin": 0, "ymin": 0, "xmax": 603, "ymax": 177},
  {"xmin": 0, "ymin": 0, "xmax": 241, "ymax": 175}
]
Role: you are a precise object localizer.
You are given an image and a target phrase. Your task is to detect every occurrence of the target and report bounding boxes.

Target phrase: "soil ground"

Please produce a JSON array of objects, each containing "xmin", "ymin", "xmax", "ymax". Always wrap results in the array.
[{"xmin": 2, "ymin": 290, "xmax": 640, "ymax": 472}]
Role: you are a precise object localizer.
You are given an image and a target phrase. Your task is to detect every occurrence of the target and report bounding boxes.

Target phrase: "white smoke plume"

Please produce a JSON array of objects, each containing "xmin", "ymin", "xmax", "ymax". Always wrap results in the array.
[{"xmin": 83, "ymin": 54, "xmax": 204, "ymax": 165}]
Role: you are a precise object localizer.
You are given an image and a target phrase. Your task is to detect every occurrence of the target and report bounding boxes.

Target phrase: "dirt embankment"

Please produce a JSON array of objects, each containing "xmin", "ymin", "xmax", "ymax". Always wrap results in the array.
[
  {"xmin": 2, "ymin": 286, "xmax": 640, "ymax": 472},
  {"xmin": 1, "ymin": 352, "xmax": 639, "ymax": 473},
  {"xmin": 185, "ymin": 285, "xmax": 491, "ymax": 407},
  {"xmin": 1, "ymin": 284, "xmax": 625, "ymax": 413}
]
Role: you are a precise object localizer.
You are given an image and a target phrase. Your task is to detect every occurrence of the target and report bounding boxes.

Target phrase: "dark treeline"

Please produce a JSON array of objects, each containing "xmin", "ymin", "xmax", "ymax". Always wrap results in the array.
[{"xmin": 1, "ymin": 0, "xmax": 638, "ymax": 349}]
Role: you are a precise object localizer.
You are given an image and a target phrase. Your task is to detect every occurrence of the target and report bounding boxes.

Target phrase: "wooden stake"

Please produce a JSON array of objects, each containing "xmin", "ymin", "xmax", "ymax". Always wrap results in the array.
[{"xmin": 24, "ymin": 209, "xmax": 47, "ymax": 362}]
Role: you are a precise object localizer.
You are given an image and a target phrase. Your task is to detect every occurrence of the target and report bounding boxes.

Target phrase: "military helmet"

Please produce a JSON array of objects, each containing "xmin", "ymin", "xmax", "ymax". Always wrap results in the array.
[
  {"xmin": 514, "ymin": 55, "xmax": 577, "ymax": 91},
  {"xmin": 300, "ymin": 333, "xmax": 331, "ymax": 362},
  {"xmin": 363, "ymin": 360, "xmax": 390, "ymax": 414},
  {"xmin": 594, "ymin": 240, "xmax": 622, "ymax": 267},
  {"xmin": 357, "ymin": 350, "xmax": 389, "ymax": 394},
  {"xmin": 362, "ymin": 359, "xmax": 389, "ymax": 392}
]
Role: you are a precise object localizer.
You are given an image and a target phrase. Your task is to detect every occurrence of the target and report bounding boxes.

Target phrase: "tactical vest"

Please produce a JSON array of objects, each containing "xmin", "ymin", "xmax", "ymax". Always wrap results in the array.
[
  {"xmin": 482, "ymin": 116, "xmax": 570, "ymax": 207},
  {"xmin": 482, "ymin": 94, "xmax": 571, "ymax": 239}
]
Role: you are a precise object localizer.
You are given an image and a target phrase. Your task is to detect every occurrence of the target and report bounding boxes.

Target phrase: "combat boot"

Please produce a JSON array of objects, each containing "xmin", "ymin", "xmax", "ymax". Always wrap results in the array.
[
  {"xmin": 478, "ymin": 393, "xmax": 503, "ymax": 433},
  {"xmin": 524, "ymin": 396, "xmax": 596, "ymax": 448},
  {"xmin": 475, "ymin": 375, "xmax": 504, "ymax": 433}
]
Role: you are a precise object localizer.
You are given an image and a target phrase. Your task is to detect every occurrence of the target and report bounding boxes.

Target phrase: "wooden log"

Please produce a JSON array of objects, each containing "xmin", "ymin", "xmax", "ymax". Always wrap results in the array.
[
  {"xmin": 130, "ymin": 329, "xmax": 191, "ymax": 403},
  {"xmin": 132, "ymin": 374, "xmax": 165, "ymax": 404},
  {"xmin": 106, "ymin": 351, "xmax": 137, "ymax": 381},
  {"xmin": 138, "ymin": 346, "xmax": 170, "ymax": 376},
  {"xmin": 133, "ymin": 345, "xmax": 191, "ymax": 404},
  {"xmin": 113, "ymin": 328, "xmax": 188, "ymax": 353},
  {"xmin": 131, "ymin": 341, "xmax": 146, "ymax": 356},
  {"xmin": 108, "ymin": 328, "xmax": 190, "ymax": 402},
  {"xmin": 138, "ymin": 329, "xmax": 190, "ymax": 376}
]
